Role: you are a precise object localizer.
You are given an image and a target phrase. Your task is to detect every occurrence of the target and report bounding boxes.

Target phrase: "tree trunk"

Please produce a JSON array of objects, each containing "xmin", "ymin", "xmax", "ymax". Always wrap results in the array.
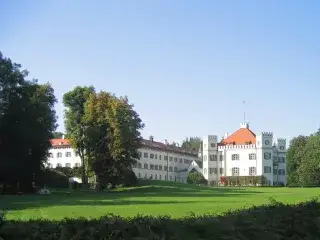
[{"xmin": 80, "ymin": 149, "xmax": 87, "ymax": 185}]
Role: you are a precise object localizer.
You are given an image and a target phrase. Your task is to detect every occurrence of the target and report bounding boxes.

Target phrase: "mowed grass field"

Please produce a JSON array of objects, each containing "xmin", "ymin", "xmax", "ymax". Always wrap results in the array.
[{"xmin": 1, "ymin": 180, "xmax": 320, "ymax": 221}]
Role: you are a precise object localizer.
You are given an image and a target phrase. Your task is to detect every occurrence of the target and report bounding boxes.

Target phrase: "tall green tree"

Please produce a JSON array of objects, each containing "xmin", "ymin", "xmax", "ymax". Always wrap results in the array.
[
  {"xmin": 181, "ymin": 137, "xmax": 202, "ymax": 151},
  {"xmin": 83, "ymin": 91, "xmax": 144, "ymax": 188},
  {"xmin": 298, "ymin": 135, "xmax": 320, "ymax": 186},
  {"xmin": 52, "ymin": 131, "xmax": 64, "ymax": 138},
  {"xmin": 286, "ymin": 135, "xmax": 309, "ymax": 185},
  {"xmin": 0, "ymin": 52, "xmax": 57, "ymax": 192},
  {"xmin": 63, "ymin": 86, "xmax": 95, "ymax": 184}
]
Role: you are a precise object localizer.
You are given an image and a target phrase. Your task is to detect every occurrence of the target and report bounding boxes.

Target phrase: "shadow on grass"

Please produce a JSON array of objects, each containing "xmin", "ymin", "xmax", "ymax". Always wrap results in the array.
[
  {"xmin": 1, "ymin": 199, "xmax": 319, "ymax": 239},
  {"xmin": 0, "ymin": 181, "xmax": 262, "ymax": 211}
]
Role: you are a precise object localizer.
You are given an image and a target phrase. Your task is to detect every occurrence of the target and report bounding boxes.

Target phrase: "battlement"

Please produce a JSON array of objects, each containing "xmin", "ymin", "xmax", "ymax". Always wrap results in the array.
[
  {"xmin": 262, "ymin": 132, "xmax": 273, "ymax": 137},
  {"xmin": 277, "ymin": 138, "xmax": 286, "ymax": 143},
  {"xmin": 218, "ymin": 144, "xmax": 257, "ymax": 150}
]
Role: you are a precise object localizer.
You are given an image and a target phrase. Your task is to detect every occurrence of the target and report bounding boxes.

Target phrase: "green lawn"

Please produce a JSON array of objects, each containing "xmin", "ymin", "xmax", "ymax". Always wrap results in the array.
[{"xmin": 1, "ymin": 181, "xmax": 320, "ymax": 220}]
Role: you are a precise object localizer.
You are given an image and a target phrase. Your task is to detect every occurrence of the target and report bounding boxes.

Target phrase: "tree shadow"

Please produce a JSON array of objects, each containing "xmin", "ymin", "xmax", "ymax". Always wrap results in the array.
[
  {"xmin": 0, "ymin": 200, "xmax": 319, "ymax": 239},
  {"xmin": 0, "ymin": 184, "xmax": 262, "ymax": 212}
]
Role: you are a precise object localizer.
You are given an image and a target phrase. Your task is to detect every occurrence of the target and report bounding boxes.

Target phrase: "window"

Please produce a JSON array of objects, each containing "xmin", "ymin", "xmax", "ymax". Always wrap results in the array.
[
  {"xmin": 174, "ymin": 157, "xmax": 178, "ymax": 162},
  {"xmin": 264, "ymin": 166, "xmax": 272, "ymax": 173},
  {"xmin": 280, "ymin": 146, "xmax": 285, "ymax": 150},
  {"xmin": 264, "ymin": 152, "xmax": 272, "ymax": 160},
  {"xmin": 138, "ymin": 173, "xmax": 141, "ymax": 178},
  {"xmin": 232, "ymin": 167, "xmax": 239, "ymax": 176},
  {"xmin": 164, "ymin": 155, "xmax": 168, "ymax": 161},
  {"xmin": 150, "ymin": 154, "xmax": 154, "ymax": 159},
  {"xmin": 278, "ymin": 169, "xmax": 285, "ymax": 175},
  {"xmin": 138, "ymin": 163, "xmax": 142, "ymax": 168},
  {"xmin": 204, "ymin": 168, "xmax": 207, "ymax": 174},
  {"xmin": 249, "ymin": 167, "xmax": 256, "ymax": 176},
  {"xmin": 265, "ymin": 140, "xmax": 270, "ymax": 145},
  {"xmin": 219, "ymin": 168, "xmax": 223, "ymax": 174},
  {"xmin": 155, "ymin": 174, "xmax": 158, "ymax": 180},
  {"xmin": 169, "ymin": 157, "xmax": 173, "ymax": 161},
  {"xmin": 57, "ymin": 152, "xmax": 62, "ymax": 158},
  {"xmin": 74, "ymin": 163, "xmax": 80, "ymax": 168},
  {"xmin": 219, "ymin": 155, "xmax": 223, "ymax": 161},
  {"xmin": 249, "ymin": 153, "xmax": 256, "ymax": 160},
  {"xmin": 144, "ymin": 153, "xmax": 148, "ymax": 158},
  {"xmin": 155, "ymin": 154, "xmax": 157, "ymax": 159},
  {"xmin": 159, "ymin": 155, "xmax": 162, "ymax": 160},
  {"xmin": 159, "ymin": 165, "xmax": 163, "ymax": 170},
  {"xmin": 49, "ymin": 153, "xmax": 53, "ymax": 158},
  {"xmin": 133, "ymin": 162, "xmax": 138, "ymax": 168},
  {"xmin": 169, "ymin": 166, "xmax": 173, "ymax": 172},
  {"xmin": 273, "ymin": 168, "xmax": 277, "ymax": 175},
  {"xmin": 164, "ymin": 166, "xmax": 168, "ymax": 171},
  {"xmin": 204, "ymin": 155, "xmax": 207, "ymax": 161},
  {"xmin": 232, "ymin": 154, "xmax": 239, "ymax": 160},
  {"xmin": 155, "ymin": 165, "xmax": 159, "ymax": 170},
  {"xmin": 65, "ymin": 152, "xmax": 71, "ymax": 157},
  {"xmin": 150, "ymin": 174, "xmax": 153, "ymax": 180},
  {"xmin": 159, "ymin": 175, "xmax": 162, "ymax": 180},
  {"xmin": 179, "ymin": 158, "xmax": 182, "ymax": 163},
  {"xmin": 174, "ymin": 166, "xmax": 178, "ymax": 172},
  {"xmin": 138, "ymin": 151, "xmax": 142, "ymax": 158},
  {"xmin": 56, "ymin": 163, "xmax": 62, "ymax": 167},
  {"xmin": 209, "ymin": 168, "xmax": 217, "ymax": 174},
  {"xmin": 144, "ymin": 163, "xmax": 148, "ymax": 169},
  {"xmin": 210, "ymin": 155, "xmax": 217, "ymax": 161},
  {"xmin": 150, "ymin": 164, "xmax": 154, "ymax": 170},
  {"xmin": 278, "ymin": 157, "xmax": 285, "ymax": 163}
]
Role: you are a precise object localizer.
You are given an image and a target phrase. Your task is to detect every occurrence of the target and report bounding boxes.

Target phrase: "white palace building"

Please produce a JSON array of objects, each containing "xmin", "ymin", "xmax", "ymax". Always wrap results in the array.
[{"xmin": 47, "ymin": 122, "xmax": 287, "ymax": 186}]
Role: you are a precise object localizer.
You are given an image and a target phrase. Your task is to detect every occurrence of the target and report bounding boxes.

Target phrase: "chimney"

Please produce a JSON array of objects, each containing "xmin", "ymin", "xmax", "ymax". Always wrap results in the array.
[
  {"xmin": 224, "ymin": 133, "xmax": 229, "ymax": 139},
  {"xmin": 62, "ymin": 134, "xmax": 65, "ymax": 139},
  {"xmin": 149, "ymin": 136, "xmax": 154, "ymax": 142}
]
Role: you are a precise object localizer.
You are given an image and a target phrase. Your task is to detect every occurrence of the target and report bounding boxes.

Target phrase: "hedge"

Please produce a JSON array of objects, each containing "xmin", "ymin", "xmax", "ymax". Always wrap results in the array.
[
  {"xmin": 37, "ymin": 169, "xmax": 69, "ymax": 189},
  {"xmin": 1, "ymin": 199, "xmax": 320, "ymax": 239}
]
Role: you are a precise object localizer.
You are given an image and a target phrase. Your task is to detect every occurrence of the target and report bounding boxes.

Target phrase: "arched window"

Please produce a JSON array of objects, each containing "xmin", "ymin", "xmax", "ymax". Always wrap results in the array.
[
  {"xmin": 155, "ymin": 174, "xmax": 158, "ymax": 180},
  {"xmin": 159, "ymin": 175, "xmax": 162, "ymax": 180}
]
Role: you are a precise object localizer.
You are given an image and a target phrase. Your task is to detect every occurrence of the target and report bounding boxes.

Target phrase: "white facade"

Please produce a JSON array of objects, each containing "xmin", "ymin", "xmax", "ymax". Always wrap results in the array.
[
  {"xmin": 47, "ymin": 123, "xmax": 287, "ymax": 186},
  {"xmin": 201, "ymin": 123, "xmax": 287, "ymax": 186}
]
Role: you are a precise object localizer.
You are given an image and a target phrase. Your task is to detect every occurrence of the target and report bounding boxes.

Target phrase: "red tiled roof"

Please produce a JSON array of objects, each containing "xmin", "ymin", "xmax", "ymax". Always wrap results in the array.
[
  {"xmin": 221, "ymin": 127, "xmax": 256, "ymax": 145},
  {"xmin": 50, "ymin": 139, "xmax": 71, "ymax": 147},
  {"xmin": 49, "ymin": 138, "xmax": 197, "ymax": 156}
]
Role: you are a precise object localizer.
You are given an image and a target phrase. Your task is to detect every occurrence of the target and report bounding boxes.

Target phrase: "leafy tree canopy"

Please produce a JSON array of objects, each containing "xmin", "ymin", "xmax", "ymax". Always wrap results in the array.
[
  {"xmin": 181, "ymin": 137, "xmax": 202, "ymax": 151},
  {"xmin": 0, "ymin": 52, "xmax": 57, "ymax": 192}
]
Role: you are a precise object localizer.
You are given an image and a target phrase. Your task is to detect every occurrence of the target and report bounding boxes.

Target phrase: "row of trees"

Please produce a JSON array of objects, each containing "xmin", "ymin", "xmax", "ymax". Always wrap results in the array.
[
  {"xmin": 287, "ymin": 129, "xmax": 320, "ymax": 186},
  {"xmin": 0, "ymin": 51, "xmax": 144, "ymax": 192}
]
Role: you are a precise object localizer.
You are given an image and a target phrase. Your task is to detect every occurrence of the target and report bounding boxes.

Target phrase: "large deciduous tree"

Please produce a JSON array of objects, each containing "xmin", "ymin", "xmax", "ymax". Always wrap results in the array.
[
  {"xmin": 83, "ymin": 91, "xmax": 144, "ymax": 188},
  {"xmin": 63, "ymin": 86, "xmax": 95, "ymax": 184},
  {"xmin": 0, "ymin": 52, "xmax": 57, "ymax": 192},
  {"xmin": 181, "ymin": 137, "xmax": 202, "ymax": 151},
  {"xmin": 286, "ymin": 135, "xmax": 309, "ymax": 185},
  {"xmin": 298, "ymin": 135, "xmax": 320, "ymax": 186}
]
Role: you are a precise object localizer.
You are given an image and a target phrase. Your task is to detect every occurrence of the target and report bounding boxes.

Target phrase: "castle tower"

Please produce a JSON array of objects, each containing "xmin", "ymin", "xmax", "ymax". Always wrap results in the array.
[
  {"xmin": 202, "ymin": 135, "xmax": 218, "ymax": 181},
  {"xmin": 256, "ymin": 132, "xmax": 274, "ymax": 185}
]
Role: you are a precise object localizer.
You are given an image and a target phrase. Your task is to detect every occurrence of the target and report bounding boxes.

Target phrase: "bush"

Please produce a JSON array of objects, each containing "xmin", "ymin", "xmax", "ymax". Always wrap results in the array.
[
  {"xmin": 187, "ymin": 172, "xmax": 207, "ymax": 185},
  {"xmin": 122, "ymin": 170, "xmax": 138, "ymax": 187},
  {"xmin": 220, "ymin": 175, "xmax": 268, "ymax": 186},
  {"xmin": 37, "ymin": 169, "xmax": 69, "ymax": 189},
  {"xmin": 1, "ymin": 200, "xmax": 320, "ymax": 239}
]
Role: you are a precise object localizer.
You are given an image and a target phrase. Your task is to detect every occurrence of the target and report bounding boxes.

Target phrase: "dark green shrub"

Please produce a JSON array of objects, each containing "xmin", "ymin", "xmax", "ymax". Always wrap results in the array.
[
  {"xmin": 187, "ymin": 172, "xmax": 207, "ymax": 185},
  {"xmin": 122, "ymin": 170, "xmax": 138, "ymax": 187},
  {"xmin": 37, "ymin": 169, "xmax": 69, "ymax": 189}
]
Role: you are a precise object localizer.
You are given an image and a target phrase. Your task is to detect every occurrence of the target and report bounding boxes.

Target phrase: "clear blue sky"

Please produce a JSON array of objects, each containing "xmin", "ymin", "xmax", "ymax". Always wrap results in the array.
[{"xmin": 1, "ymin": 0, "xmax": 320, "ymax": 144}]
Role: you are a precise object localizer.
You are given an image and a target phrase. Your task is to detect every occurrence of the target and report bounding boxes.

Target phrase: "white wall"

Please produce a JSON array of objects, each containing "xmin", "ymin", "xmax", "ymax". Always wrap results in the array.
[{"xmin": 47, "ymin": 147, "xmax": 81, "ymax": 168}]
